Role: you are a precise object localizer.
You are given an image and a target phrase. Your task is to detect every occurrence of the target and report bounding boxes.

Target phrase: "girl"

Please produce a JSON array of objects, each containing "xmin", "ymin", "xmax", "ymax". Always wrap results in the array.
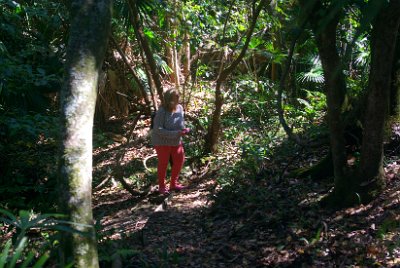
[{"xmin": 151, "ymin": 89, "xmax": 189, "ymax": 194}]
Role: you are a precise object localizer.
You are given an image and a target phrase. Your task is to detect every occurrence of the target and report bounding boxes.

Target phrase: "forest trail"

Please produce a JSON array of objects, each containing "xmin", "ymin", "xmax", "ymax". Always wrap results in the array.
[
  {"xmin": 93, "ymin": 172, "xmax": 235, "ymax": 267},
  {"xmin": 89, "ymin": 124, "xmax": 400, "ymax": 267},
  {"xmin": 92, "ymin": 141, "xmax": 400, "ymax": 267}
]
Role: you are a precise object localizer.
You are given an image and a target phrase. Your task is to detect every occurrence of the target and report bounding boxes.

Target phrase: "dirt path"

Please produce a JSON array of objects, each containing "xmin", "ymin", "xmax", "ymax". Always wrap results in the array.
[
  {"xmin": 91, "ymin": 132, "xmax": 400, "ymax": 267},
  {"xmin": 93, "ymin": 166, "xmax": 400, "ymax": 268},
  {"xmin": 94, "ymin": 175, "xmax": 231, "ymax": 267}
]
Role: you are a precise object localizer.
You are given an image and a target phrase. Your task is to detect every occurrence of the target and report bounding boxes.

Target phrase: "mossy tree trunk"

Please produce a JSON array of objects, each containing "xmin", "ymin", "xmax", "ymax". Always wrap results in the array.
[
  {"xmin": 58, "ymin": 0, "xmax": 111, "ymax": 267},
  {"xmin": 357, "ymin": 0, "xmax": 400, "ymax": 194}
]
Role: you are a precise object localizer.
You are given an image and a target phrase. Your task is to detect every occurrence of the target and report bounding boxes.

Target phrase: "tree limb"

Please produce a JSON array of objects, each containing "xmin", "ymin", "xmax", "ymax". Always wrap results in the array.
[{"xmin": 110, "ymin": 35, "xmax": 154, "ymax": 110}]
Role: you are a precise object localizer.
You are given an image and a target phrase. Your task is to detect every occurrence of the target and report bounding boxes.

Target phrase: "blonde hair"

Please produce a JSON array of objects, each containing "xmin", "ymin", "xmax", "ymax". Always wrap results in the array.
[{"xmin": 163, "ymin": 89, "xmax": 180, "ymax": 112}]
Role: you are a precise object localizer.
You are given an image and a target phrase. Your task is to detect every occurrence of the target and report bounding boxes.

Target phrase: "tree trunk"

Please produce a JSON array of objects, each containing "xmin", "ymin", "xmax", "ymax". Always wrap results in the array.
[
  {"xmin": 313, "ymin": 14, "xmax": 348, "ymax": 199},
  {"xmin": 358, "ymin": 0, "xmax": 400, "ymax": 195},
  {"xmin": 390, "ymin": 28, "xmax": 400, "ymax": 117},
  {"xmin": 165, "ymin": 12, "xmax": 175, "ymax": 82},
  {"xmin": 58, "ymin": 0, "xmax": 111, "ymax": 267},
  {"xmin": 183, "ymin": 31, "xmax": 191, "ymax": 82},
  {"xmin": 128, "ymin": 0, "xmax": 164, "ymax": 102},
  {"xmin": 110, "ymin": 36, "xmax": 152, "ymax": 110},
  {"xmin": 204, "ymin": 0, "xmax": 268, "ymax": 154},
  {"xmin": 172, "ymin": 0, "xmax": 181, "ymax": 89},
  {"xmin": 165, "ymin": 0, "xmax": 181, "ymax": 89}
]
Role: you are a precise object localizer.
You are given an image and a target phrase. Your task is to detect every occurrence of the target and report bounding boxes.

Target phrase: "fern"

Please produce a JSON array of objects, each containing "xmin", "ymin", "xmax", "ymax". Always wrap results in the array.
[{"xmin": 296, "ymin": 66, "xmax": 324, "ymax": 84}]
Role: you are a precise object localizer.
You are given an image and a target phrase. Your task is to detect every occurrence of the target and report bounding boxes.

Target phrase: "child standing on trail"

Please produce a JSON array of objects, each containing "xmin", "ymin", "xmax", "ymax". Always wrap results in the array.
[{"xmin": 151, "ymin": 89, "xmax": 189, "ymax": 194}]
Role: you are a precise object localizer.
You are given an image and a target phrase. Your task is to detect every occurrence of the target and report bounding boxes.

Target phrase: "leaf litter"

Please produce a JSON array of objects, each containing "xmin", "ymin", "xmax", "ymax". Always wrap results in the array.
[{"xmin": 92, "ymin": 120, "xmax": 400, "ymax": 267}]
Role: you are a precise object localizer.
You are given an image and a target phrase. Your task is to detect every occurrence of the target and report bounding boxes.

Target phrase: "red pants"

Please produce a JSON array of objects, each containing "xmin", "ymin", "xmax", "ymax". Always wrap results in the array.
[{"xmin": 154, "ymin": 144, "xmax": 185, "ymax": 189}]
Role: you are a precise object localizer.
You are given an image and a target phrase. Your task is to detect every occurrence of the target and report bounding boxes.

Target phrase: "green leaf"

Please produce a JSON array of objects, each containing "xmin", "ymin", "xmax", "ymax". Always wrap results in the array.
[
  {"xmin": 31, "ymin": 253, "xmax": 49, "ymax": 268},
  {"xmin": 8, "ymin": 237, "xmax": 28, "ymax": 268},
  {"xmin": 20, "ymin": 251, "xmax": 35, "ymax": 268},
  {"xmin": 0, "ymin": 209, "xmax": 17, "ymax": 223},
  {"xmin": 143, "ymin": 28, "xmax": 155, "ymax": 39},
  {"xmin": 0, "ymin": 240, "xmax": 12, "ymax": 268}
]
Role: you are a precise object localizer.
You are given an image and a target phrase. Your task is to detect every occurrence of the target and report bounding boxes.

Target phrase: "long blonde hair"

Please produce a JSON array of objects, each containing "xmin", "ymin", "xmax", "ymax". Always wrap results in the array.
[{"xmin": 163, "ymin": 89, "xmax": 180, "ymax": 112}]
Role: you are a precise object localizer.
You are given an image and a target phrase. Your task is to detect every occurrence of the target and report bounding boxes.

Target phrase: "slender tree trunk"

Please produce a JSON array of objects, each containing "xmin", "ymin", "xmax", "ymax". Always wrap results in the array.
[
  {"xmin": 181, "ymin": 31, "xmax": 191, "ymax": 105},
  {"xmin": 110, "ymin": 36, "xmax": 153, "ymax": 110},
  {"xmin": 313, "ymin": 14, "xmax": 348, "ymax": 199},
  {"xmin": 172, "ymin": 42, "xmax": 181, "ymax": 89},
  {"xmin": 205, "ymin": 0, "xmax": 268, "ymax": 154},
  {"xmin": 165, "ymin": 12, "xmax": 175, "ymax": 82},
  {"xmin": 358, "ymin": 0, "xmax": 400, "ymax": 193},
  {"xmin": 183, "ymin": 31, "xmax": 191, "ymax": 82},
  {"xmin": 128, "ymin": 0, "xmax": 164, "ymax": 101},
  {"xmin": 165, "ymin": 0, "xmax": 181, "ymax": 89},
  {"xmin": 58, "ymin": 0, "xmax": 111, "ymax": 267},
  {"xmin": 172, "ymin": 0, "xmax": 181, "ymax": 89}
]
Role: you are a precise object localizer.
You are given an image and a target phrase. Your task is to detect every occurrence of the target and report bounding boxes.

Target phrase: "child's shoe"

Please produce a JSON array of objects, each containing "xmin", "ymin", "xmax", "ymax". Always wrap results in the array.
[
  {"xmin": 170, "ymin": 183, "xmax": 186, "ymax": 191},
  {"xmin": 159, "ymin": 186, "xmax": 170, "ymax": 195}
]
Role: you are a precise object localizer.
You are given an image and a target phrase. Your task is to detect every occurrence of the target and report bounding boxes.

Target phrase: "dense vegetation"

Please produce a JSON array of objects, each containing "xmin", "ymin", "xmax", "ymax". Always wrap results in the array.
[{"xmin": 1, "ymin": 0, "xmax": 400, "ymax": 266}]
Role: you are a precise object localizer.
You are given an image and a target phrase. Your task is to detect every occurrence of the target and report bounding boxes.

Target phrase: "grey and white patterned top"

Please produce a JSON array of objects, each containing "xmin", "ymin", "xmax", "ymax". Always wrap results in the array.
[{"xmin": 151, "ymin": 104, "xmax": 185, "ymax": 146}]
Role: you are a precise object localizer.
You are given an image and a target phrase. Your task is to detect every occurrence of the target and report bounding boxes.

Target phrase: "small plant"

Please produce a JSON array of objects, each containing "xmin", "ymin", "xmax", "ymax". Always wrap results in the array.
[
  {"xmin": 0, "ymin": 209, "xmax": 91, "ymax": 247},
  {"xmin": 0, "ymin": 209, "xmax": 75, "ymax": 246},
  {"xmin": 0, "ymin": 238, "xmax": 49, "ymax": 268}
]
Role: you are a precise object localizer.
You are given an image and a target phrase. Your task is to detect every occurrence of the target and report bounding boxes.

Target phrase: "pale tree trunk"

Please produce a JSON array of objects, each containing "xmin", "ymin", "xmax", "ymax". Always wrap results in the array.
[
  {"xmin": 205, "ymin": 0, "xmax": 268, "ymax": 154},
  {"xmin": 166, "ymin": 0, "xmax": 181, "ymax": 89},
  {"xmin": 172, "ymin": 41, "xmax": 181, "ymax": 89},
  {"xmin": 181, "ymin": 31, "xmax": 191, "ymax": 104},
  {"xmin": 58, "ymin": 0, "xmax": 111, "ymax": 267},
  {"xmin": 182, "ymin": 31, "xmax": 191, "ymax": 81},
  {"xmin": 358, "ymin": 0, "xmax": 400, "ymax": 194},
  {"xmin": 165, "ymin": 12, "xmax": 174, "ymax": 81}
]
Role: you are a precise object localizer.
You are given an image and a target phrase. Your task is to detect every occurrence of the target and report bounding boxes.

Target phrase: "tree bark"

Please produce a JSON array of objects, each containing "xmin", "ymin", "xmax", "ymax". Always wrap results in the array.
[
  {"xmin": 358, "ymin": 0, "xmax": 400, "ymax": 193},
  {"xmin": 390, "ymin": 28, "xmax": 400, "ymax": 117},
  {"xmin": 205, "ymin": 0, "xmax": 268, "ymax": 154},
  {"xmin": 183, "ymin": 31, "xmax": 191, "ymax": 82},
  {"xmin": 313, "ymin": 13, "xmax": 348, "ymax": 198},
  {"xmin": 58, "ymin": 0, "xmax": 111, "ymax": 267}
]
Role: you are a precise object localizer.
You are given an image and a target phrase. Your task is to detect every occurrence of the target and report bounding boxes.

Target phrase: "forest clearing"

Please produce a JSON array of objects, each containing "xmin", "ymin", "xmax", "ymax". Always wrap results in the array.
[{"xmin": 1, "ymin": 0, "xmax": 400, "ymax": 267}]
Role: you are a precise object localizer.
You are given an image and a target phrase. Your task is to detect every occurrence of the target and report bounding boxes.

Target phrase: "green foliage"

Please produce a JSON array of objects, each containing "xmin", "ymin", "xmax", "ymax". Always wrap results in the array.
[
  {"xmin": 377, "ymin": 218, "xmax": 400, "ymax": 239},
  {"xmin": 0, "ymin": 238, "xmax": 49, "ymax": 268},
  {"xmin": 0, "ymin": 0, "xmax": 66, "ymax": 111},
  {"xmin": 0, "ymin": 111, "xmax": 59, "ymax": 210},
  {"xmin": 0, "ymin": 208, "xmax": 96, "ymax": 268},
  {"xmin": 0, "ymin": 209, "xmax": 77, "ymax": 246}
]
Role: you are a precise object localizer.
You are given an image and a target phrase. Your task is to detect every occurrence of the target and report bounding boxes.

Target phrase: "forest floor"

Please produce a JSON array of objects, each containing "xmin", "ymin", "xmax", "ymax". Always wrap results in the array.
[{"xmin": 92, "ymin": 121, "xmax": 400, "ymax": 268}]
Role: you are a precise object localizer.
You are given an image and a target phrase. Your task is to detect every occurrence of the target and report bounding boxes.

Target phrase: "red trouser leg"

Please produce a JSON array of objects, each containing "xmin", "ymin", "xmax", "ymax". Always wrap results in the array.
[
  {"xmin": 170, "ymin": 144, "xmax": 185, "ymax": 187},
  {"xmin": 154, "ymin": 146, "xmax": 171, "ymax": 190}
]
